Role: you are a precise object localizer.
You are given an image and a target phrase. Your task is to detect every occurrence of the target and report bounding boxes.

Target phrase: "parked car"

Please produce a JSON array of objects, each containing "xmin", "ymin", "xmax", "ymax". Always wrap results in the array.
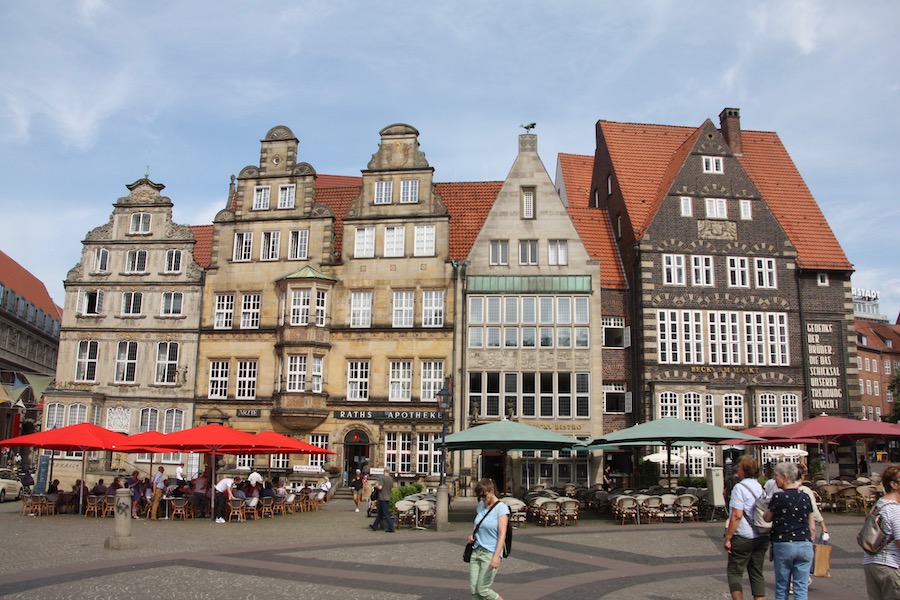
[{"xmin": 0, "ymin": 468, "xmax": 24, "ymax": 502}]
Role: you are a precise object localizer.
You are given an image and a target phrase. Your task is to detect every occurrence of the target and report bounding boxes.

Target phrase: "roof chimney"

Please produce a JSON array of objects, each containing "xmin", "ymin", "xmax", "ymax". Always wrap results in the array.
[{"xmin": 719, "ymin": 107, "xmax": 742, "ymax": 155}]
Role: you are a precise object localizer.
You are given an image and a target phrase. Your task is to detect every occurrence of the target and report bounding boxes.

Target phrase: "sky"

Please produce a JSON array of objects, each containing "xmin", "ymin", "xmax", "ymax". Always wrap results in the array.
[{"xmin": 1, "ymin": 0, "xmax": 899, "ymax": 318}]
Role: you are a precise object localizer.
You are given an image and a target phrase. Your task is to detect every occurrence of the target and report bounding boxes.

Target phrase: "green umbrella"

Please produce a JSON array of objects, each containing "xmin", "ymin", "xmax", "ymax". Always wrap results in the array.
[
  {"xmin": 590, "ymin": 418, "xmax": 764, "ymax": 489},
  {"xmin": 437, "ymin": 419, "xmax": 584, "ymax": 452}
]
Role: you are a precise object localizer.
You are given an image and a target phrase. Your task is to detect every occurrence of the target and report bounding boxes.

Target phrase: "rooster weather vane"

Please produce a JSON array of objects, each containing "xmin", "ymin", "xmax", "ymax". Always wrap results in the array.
[{"xmin": 520, "ymin": 122, "xmax": 536, "ymax": 132}]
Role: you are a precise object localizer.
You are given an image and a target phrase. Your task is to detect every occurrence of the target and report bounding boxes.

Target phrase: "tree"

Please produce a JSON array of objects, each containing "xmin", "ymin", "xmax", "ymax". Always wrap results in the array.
[{"xmin": 884, "ymin": 369, "xmax": 900, "ymax": 423}]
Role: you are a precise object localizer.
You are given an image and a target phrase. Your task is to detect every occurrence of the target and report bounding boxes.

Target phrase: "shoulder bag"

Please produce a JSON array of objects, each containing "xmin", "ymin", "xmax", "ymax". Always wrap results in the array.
[
  {"xmin": 858, "ymin": 500, "xmax": 894, "ymax": 554},
  {"xmin": 464, "ymin": 501, "xmax": 499, "ymax": 563}
]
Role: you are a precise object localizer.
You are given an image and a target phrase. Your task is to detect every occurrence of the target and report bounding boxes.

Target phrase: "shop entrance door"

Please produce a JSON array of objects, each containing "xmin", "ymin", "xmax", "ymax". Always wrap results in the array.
[{"xmin": 344, "ymin": 429, "xmax": 370, "ymax": 484}]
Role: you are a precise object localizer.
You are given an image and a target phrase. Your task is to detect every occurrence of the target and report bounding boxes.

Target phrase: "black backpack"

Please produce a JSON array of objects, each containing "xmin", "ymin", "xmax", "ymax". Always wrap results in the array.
[{"xmin": 503, "ymin": 508, "xmax": 513, "ymax": 557}]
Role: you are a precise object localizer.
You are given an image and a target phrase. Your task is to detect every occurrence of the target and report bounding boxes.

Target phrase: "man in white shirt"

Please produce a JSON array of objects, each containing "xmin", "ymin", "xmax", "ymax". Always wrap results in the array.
[
  {"xmin": 175, "ymin": 463, "xmax": 185, "ymax": 485},
  {"xmin": 214, "ymin": 475, "xmax": 241, "ymax": 523}
]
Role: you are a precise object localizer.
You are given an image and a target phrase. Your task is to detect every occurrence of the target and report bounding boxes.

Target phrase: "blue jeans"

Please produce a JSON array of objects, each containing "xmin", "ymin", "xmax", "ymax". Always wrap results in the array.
[
  {"xmin": 772, "ymin": 541, "xmax": 813, "ymax": 600},
  {"xmin": 372, "ymin": 500, "xmax": 394, "ymax": 531}
]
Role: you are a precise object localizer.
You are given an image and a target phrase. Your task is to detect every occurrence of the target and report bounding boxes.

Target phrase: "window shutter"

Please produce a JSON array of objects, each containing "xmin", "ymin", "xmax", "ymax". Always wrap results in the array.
[
  {"xmin": 96, "ymin": 290, "xmax": 104, "ymax": 314},
  {"xmin": 77, "ymin": 291, "xmax": 85, "ymax": 315},
  {"xmin": 625, "ymin": 392, "xmax": 633, "ymax": 413},
  {"xmin": 623, "ymin": 326, "xmax": 631, "ymax": 348}
]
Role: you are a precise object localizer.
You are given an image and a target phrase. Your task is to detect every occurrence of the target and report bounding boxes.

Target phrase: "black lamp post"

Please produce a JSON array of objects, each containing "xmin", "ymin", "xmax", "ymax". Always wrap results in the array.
[{"xmin": 436, "ymin": 381, "xmax": 452, "ymax": 486}]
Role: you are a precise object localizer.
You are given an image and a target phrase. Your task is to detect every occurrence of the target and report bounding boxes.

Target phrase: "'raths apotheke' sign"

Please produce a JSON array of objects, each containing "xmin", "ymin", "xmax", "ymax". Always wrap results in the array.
[
  {"xmin": 805, "ymin": 322, "xmax": 845, "ymax": 413},
  {"xmin": 334, "ymin": 410, "xmax": 444, "ymax": 421}
]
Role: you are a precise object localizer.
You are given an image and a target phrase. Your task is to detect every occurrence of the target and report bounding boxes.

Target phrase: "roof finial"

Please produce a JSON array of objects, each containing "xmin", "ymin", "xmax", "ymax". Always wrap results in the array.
[
  {"xmin": 145, "ymin": 150, "xmax": 151, "ymax": 179},
  {"xmin": 520, "ymin": 122, "xmax": 536, "ymax": 132}
]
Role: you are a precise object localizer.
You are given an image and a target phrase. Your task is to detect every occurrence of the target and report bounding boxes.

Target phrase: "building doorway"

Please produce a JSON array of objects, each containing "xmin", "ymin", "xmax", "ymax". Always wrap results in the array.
[
  {"xmin": 344, "ymin": 429, "xmax": 370, "ymax": 485},
  {"xmin": 482, "ymin": 453, "xmax": 505, "ymax": 493}
]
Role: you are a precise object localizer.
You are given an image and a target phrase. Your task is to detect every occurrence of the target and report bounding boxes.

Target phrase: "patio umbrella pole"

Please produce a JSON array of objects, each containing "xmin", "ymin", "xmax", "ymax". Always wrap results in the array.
[{"xmin": 210, "ymin": 450, "xmax": 217, "ymax": 521}]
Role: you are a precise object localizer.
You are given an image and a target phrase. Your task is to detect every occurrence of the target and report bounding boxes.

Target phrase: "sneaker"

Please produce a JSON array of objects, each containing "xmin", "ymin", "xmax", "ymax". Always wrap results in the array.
[
  {"xmin": 215, "ymin": 517, "xmax": 226, "ymax": 524},
  {"xmin": 355, "ymin": 508, "xmax": 360, "ymax": 512},
  {"xmin": 369, "ymin": 524, "xmax": 377, "ymax": 531}
]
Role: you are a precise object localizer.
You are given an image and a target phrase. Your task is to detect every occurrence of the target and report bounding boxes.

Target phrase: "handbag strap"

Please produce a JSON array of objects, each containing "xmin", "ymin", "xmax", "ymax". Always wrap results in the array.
[{"xmin": 472, "ymin": 500, "xmax": 499, "ymax": 535}]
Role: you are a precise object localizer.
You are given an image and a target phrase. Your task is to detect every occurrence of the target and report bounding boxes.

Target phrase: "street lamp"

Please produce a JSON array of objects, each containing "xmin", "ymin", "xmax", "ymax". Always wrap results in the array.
[{"xmin": 436, "ymin": 381, "xmax": 452, "ymax": 486}]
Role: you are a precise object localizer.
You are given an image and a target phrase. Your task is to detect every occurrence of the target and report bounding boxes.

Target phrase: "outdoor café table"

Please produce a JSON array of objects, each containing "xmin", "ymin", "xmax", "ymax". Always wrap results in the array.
[{"xmin": 55, "ymin": 492, "xmax": 77, "ymax": 513}]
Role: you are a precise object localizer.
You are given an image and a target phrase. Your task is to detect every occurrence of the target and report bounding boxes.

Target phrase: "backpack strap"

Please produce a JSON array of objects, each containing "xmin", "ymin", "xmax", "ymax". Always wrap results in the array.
[{"xmin": 472, "ymin": 500, "xmax": 499, "ymax": 535}]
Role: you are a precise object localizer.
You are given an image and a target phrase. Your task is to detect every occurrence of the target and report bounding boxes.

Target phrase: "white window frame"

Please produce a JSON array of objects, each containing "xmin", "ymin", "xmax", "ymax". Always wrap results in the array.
[
  {"xmin": 122, "ymin": 291, "xmax": 143, "ymax": 316},
  {"xmin": 420, "ymin": 360, "xmax": 444, "ymax": 402},
  {"xmin": 400, "ymin": 179, "xmax": 419, "ymax": 204},
  {"xmin": 489, "ymin": 240, "xmax": 509, "ymax": 266},
  {"xmin": 817, "ymin": 273, "xmax": 829, "ymax": 286},
  {"xmin": 708, "ymin": 311, "xmax": 741, "ymax": 365},
  {"xmin": 240, "ymin": 293, "xmax": 261, "ymax": 329},
  {"xmin": 422, "ymin": 290, "xmax": 444, "ymax": 327},
  {"xmin": 78, "ymin": 290, "xmax": 104, "ymax": 316},
  {"xmin": 758, "ymin": 393, "xmax": 777, "ymax": 426},
  {"xmin": 315, "ymin": 290, "xmax": 326, "ymax": 327},
  {"xmin": 161, "ymin": 291, "xmax": 183, "ymax": 316},
  {"xmin": 93, "ymin": 248, "xmax": 110, "ymax": 273},
  {"xmin": 781, "ymin": 393, "xmax": 799, "ymax": 424},
  {"xmin": 261, "ymin": 231, "xmax": 280, "ymax": 261},
  {"xmin": 374, "ymin": 181, "xmax": 392, "ymax": 204},
  {"xmin": 727, "ymin": 257, "xmax": 750, "ymax": 288},
  {"xmin": 384, "ymin": 226, "xmax": 405, "ymax": 257},
  {"xmin": 311, "ymin": 356, "xmax": 323, "ymax": 393},
  {"xmin": 208, "ymin": 361, "xmax": 229, "ymax": 399},
  {"xmin": 288, "ymin": 230, "xmax": 309, "ymax": 260},
  {"xmin": 389, "ymin": 360, "xmax": 413, "ymax": 402},
  {"xmin": 347, "ymin": 360, "xmax": 370, "ymax": 401},
  {"xmin": 702, "ymin": 156, "xmax": 724, "ymax": 174},
  {"xmin": 129, "ymin": 212, "xmax": 151, "ymax": 234},
  {"xmin": 355, "ymin": 227, "xmax": 375, "ymax": 258},
  {"xmin": 705, "ymin": 197, "xmax": 728, "ymax": 219},
  {"xmin": 723, "ymin": 394, "xmax": 745, "ymax": 426},
  {"xmin": 309, "ymin": 435, "xmax": 329, "ymax": 468},
  {"xmin": 75, "ymin": 340, "xmax": 99, "ymax": 382},
  {"xmin": 278, "ymin": 184, "xmax": 296, "ymax": 209},
  {"xmin": 740, "ymin": 199, "xmax": 752, "ymax": 220},
  {"xmin": 236, "ymin": 360, "xmax": 257, "ymax": 399},
  {"xmin": 680, "ymin": 197, "xmax": 692, "ymax": 217},
  {"xmin": 164, "ymin": 249, "xmax": 182, "ymax": 273},
  {"xmin": 522, "ymin": 189, "xmax": 535, "ymax": 219},
  {"xmin": 603, "ymin": 383, "xmax": 627, "ymax": 414},
  {"xmin": 290, "ymin": 289, "xmax": 310, "ymax": 326},
  {"xmin": 393, "ymin": 290, "xmax": 414, "ymax": 327},
  {"xmin": 214, "ymin": 293, "xmax": 234, "ymax": 329},
  {"xmin": 233, "ymin": 232, "xmax": 253, "ymax": 262},
  {"xmin": 155, "ymin": 341, "xmax": 179, "ymax": 384},
  {"xmin": 691, "ymin": 255, "xmax": 714, "ymax": 287},
  {"xmin": 754, "ymin": 258, "xmax": 777, "ymax": 288},
  {"xmin": 519, "ymin": 240, "xmax": 538, "ymax": 265},
  {"xmin": 115, "ymin": 340, "xmax": 138, "ymax": 383},
  {"xmin": 350, "ymin": 290, "xmax": 373, "ymax": 328},
  {"xmin": 287, "ymin": 355, "xmax": 307, "ymax": 392},
  {"xmin": 253, "ymin": 186, "xmax": 271, "ymax": 210},
  {"xmin": 414, "ymin": 225, "xmax": 435, "ymax": 256},
  {"xmin": 663, "ymin": 254, "xmax": 686, "ymax": 285},
  {"xmin": 549, "ymin": 240, "xmax": 568, "ymax": 266},
  {"xmin": 125, "ymin": 250, "xmax": 148, "ymax": 273}
]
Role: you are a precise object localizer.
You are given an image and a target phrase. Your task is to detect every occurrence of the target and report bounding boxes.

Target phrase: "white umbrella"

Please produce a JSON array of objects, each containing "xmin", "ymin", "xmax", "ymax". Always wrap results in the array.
[
  {"xmin": 643, "ymin": 451, "xmax": 685, "ymax": 465},
  {"xmin": 768, "ymin": 448, "xmax": 808, "ymax": 459},
  {"xmin": 682, "ymin": 448, "xmax": 711, "ymax": 459}
]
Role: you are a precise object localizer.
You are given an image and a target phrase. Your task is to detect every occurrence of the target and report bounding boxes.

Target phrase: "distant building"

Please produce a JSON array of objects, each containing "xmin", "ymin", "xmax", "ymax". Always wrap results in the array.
[{"xmin": 0, "ymin": 250, "xmax": 62, "ymax": 443}]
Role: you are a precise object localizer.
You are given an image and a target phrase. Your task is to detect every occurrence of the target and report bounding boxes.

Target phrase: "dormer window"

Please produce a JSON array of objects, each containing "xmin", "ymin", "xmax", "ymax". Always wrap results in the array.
[
  {"xmin": 702, "ymin": 156, "xmax": 724, "ymax": 174},
  {"xmin": 522, "ymin": 188, "xmax": 535, "ymax": 219},
  {"xmin": 129, "ymin": 213, "xmax": 151, "ymax": 234},
  {"xmin": 817, "ymin": 273, "xmax": 829, "ymax": 286},
  {"xmin": 374, "ymin": 181, "xmax": 393, "ymax": 205},
  {"xmin": 400, "ymin": 180, "xmax": 419, "ymax": 204}
]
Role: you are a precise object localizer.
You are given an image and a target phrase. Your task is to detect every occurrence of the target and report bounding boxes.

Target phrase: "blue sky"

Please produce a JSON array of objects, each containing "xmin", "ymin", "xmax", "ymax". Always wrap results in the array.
[{"xmin": 2, "ymin": 1, "xmax": 899, "ymax": 318}]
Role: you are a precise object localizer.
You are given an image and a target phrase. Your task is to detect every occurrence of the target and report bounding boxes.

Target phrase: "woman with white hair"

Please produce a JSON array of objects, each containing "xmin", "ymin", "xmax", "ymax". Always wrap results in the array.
[{"xmin": 763, "ymin": 461, "xmax": 815, "ymax": 600}]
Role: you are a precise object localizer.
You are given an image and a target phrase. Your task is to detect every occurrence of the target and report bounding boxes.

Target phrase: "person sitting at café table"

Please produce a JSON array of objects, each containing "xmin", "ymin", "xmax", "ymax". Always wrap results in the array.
[
  {"xmin": 106, "ymin": 477, "xmax": 122, "ymax": 496},
  {"xmin": 47, "ymin": 479, "xmax": 60, "ymax": 494},
  {"xmin": 275, "ymin": 479, "xmax": 288, "ymax": 498},
  {"xmin": 91, "ymin": 478, "xmax": 107, "ymax": 496},
  {"xmin": 259, "ymin": 481, "xmax": 276, "ymax": 498}
]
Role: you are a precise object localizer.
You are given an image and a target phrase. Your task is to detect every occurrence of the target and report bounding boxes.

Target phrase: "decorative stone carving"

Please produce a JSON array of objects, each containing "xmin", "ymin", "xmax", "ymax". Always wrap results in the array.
[
  {"xmin": 293, "ymin": 162, "xmax": 316, "ymax": 176},
  {"xmin": 117, "ymin": 179, "xmax": 169, "ymax": 206},
  {"xmin": 214, "ymin": 209, "xmax": 235, "ymax": 223},
  {"xmin": 698, "ymin": 220, "xmax": 737, "ymax": 240},
  {"xmin": 310, "ymin": 204, "xmax": 334, "ymax": 218},
  {"xmin": 266, "ymin": 126, "xmax": 296, "ymax": 141},
  {"xmin": 239, "ymin": 166, "xmax": 259, "ymax": 179},
  {"xmin": 84, "ymin": 218, "xmax": 114, "ymax": 241}
]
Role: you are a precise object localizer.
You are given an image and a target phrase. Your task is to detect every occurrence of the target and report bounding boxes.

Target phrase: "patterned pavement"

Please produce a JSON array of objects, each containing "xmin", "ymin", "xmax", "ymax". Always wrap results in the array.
[{"xmin": 0, "ymin": 496, "xmax": 869, "ymax": 599}]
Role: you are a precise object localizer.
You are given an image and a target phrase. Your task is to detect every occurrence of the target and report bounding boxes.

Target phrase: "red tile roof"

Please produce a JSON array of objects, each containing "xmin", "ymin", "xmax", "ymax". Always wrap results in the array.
[
  {"xmin": 314, "ymin": 185, "xmax": 361, "ymax": 260},
  {"xmin": 190, "ymin": 225, "xmax": 214, "ymax": 269},
  {"xmin": 436, "ymin": 181, "xmax": 503, "ymax": 260},
  {"xmin": 599, "ymin": 119, "xmax": 852, "ymax": 271},
  {"xmin": 0, "ymin": 249, "xmax": 63, "ymax": 320},
  {"xmin": 316, "ymin": 174, "xmax": 363, "ymax": 188},
  {"xmin": 856, "ymin": 320, "xmax": 900, "ymax": 352},
  {"xmin": 557, "ymin": 154, "xmax": 627, "ymax": 289}
]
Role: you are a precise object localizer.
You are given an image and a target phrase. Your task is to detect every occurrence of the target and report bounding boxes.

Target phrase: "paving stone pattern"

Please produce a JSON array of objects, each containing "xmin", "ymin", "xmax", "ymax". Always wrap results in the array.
[{"xmin": 0, "ymin": 497, "xmax": 868, "ymax": 599}]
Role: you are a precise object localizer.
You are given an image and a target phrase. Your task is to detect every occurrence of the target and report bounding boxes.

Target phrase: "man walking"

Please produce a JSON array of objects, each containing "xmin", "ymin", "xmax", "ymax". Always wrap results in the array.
[
  {"xmin": 150, "ymin": 466, "xmax": 165, "ymax": 520},
  {"xmin": 370, "ymin": 467, "xmax": 395, "ymax": 532}
]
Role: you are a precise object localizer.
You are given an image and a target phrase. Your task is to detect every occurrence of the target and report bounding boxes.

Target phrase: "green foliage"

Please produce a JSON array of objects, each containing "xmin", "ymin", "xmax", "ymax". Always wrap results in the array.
[
  {"xmin": 808, "ymin": 457, "xmax": 824, "ymax": 475},
  {"xmin": 886, "ymin": 371, "xmax": 900, "ymax": 423},
  {"xmin": 389, "ymin": 482, "xmax": 423, "ymax": 514},
  {"xmin": 638, "ymin": 460, "xmax": 658, "ymax": 488},
  {"xmin": 677, "ymin": 477, "xmax": 707, "ymax": 488}
]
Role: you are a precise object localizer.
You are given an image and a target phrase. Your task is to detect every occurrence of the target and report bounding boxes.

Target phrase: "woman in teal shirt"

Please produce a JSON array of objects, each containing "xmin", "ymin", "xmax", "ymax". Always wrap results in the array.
[{"xmin": 468, "ymin": 478, "xmax": 510, "ymax": 600}]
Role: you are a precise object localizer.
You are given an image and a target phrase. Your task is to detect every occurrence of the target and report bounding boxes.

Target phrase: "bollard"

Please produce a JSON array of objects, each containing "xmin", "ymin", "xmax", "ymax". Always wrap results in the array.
[
  {"xmin": 435, "ymin": 483, "xmax": 450, "ymax": 531},
  {"xmin": 105, "ymin": 487, "xmax": 137, "ymax": 550}
]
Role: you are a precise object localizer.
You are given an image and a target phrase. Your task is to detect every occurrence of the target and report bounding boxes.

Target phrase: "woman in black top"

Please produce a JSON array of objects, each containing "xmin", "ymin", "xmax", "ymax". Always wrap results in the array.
[{"xmin": 763, "ymin": 462, "xmax": 815, "ymax": 600}]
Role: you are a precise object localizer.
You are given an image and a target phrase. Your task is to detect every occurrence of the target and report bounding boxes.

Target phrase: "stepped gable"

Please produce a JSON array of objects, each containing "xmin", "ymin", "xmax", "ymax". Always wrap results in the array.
[{"xmin": 436, "ymin": 181, "xmax": 503, "ymax": 260}]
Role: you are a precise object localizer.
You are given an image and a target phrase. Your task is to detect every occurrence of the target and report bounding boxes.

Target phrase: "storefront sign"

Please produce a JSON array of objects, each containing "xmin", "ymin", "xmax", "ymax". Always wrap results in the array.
[
  {"xmin": 334, "ymin": 410, "xmax": 444, "ymax": 421},
  {"xmin": 236, "ymin": 409, "xmax": 260, "ymax": 418},
  {"xmin": 805, "ymin": 322, "xmax": 844, "ymax": 412},
  {"xmin": 293, "ymin": 465, "xmax": 322, "ymax": 473}
]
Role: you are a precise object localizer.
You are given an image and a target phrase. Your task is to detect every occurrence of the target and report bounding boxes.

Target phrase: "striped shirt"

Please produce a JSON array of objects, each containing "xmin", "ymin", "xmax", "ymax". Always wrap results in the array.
[{"xmin": 863, "ymin": 499, "xmax": 900, "ymax": 568}]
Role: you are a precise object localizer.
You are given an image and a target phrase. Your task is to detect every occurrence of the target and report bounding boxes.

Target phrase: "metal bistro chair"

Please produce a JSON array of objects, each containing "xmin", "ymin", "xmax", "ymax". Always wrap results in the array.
[
  {"xmin": 641, "ymin": 496, "xmax": 664, "ymax": 525},
  {"xmin": 259, "ymin": 496, "xmax": 275, "ymax": 518},
  {"xmin": 394, "ymin": 500, "xmax": 417, "ymax": 528},
  {"xmin": 614, "ymin": 496, "xmax": 639, "ymax": 525},
  {"xmin": 539, "ymin": 499, "xmax": 561, "ymax": 527},
  {"xmin": 84, "ymin": 495, "xmax": 103, "ymax": 518},
  {"xmin": 674, "ymin": 494, "xmax": 699, "ymax": 522},
  {"xmin": 560, "ymin": 498, "xmax": 580, "ymax": 526},
  {"xmin": 272, "ymin": 495, "xmax": 288, "ymax": 516},
  {"xmin": 227, "ymin": 498, "xmax": 246, "ymax": 523},
  {"xmin": 102, "ymin": 496, "xmax": 117, "ymax": 518},
  {"xmin": 170, "ymin": 497, "xmax": 190, "ymax": 521}
]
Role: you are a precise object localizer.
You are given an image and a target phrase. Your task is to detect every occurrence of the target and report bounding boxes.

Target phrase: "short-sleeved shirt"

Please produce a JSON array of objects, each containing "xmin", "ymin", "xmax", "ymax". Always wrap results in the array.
[
  {"xmin": 862, "ymin": 499, "xmax": 900, "ymax": 568},
  {"xmin": 731, "ymin": 478, "xmax": 763, "ymax": 539},
  {"xmin": 769, "ymin": 488, "xmax": 812, "ymax": 543},
  {"xmin": 473, "ymin": 501, "xmax": 511, "ymax": 555},
  {"xmin": 152, "ymin": 472, "xmax": 165, "ymax": 490},
  {"xmin": 377, "ymin": 474, "xmax": 393, "ymax": 501},
  {"xmin": 215, "ymin": 478, "xmax": 235, "ymax": 494}
]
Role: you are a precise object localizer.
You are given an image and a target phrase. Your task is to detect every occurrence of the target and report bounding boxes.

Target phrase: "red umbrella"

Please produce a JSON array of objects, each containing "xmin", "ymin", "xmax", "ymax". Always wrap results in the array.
[
  {"xmin": 245, "ymin": 431, "xmax": 335, "ymax": 455},
  {"xmin": 0, "ymin": 423, "xmax": 128, "ymax": 513},
  {"xmin": 117, "ymin": 430, "xmax": 172, "ymax": 454},
  {"xmin": 769, "ymin": 415, "xmax": 900, "ymax": 442},
  {"xmin": 142, "ymin": 424, "xmax": 274, "ymax": 520}
]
